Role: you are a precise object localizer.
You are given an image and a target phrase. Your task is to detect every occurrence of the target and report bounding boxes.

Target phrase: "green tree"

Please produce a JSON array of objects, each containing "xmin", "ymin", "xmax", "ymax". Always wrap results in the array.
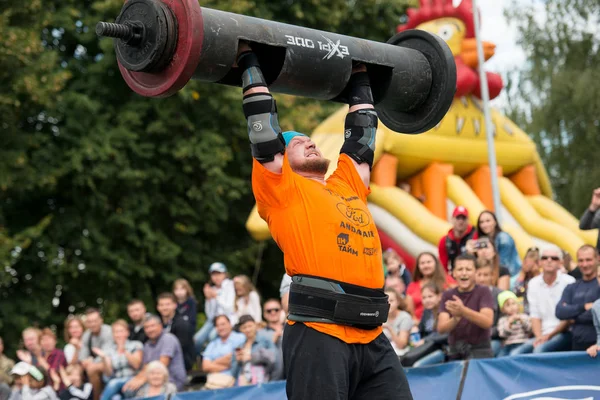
[
  {"xmin": 504, "ymin": 0, "xmax": 600, "ymax": 214},
  {"xmin": 0, "ymin": 0, "xmax": 413, "ymax": 354}
]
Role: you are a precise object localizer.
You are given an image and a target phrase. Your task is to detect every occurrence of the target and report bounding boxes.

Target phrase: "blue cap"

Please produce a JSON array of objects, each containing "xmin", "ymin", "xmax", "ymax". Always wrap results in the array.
[{"xmin": 282, "ymin": 131, "xmax": 307, "ymax": 147}]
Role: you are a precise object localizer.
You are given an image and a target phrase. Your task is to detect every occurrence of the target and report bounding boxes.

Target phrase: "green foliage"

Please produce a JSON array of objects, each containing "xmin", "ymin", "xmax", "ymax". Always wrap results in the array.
[
  {"xmin": 504, "ymin": 0, "xmax": 600, "ymax": 213},
  {"xmin": 0, "ymin": 0, "xmax": 412, "ymax": 355}
]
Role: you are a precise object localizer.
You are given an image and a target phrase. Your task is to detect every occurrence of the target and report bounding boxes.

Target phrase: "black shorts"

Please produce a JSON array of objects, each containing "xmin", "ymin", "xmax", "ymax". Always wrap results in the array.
[{"xmin": 282, "ymin": 323, "xmax": 414, "ymax": 400}]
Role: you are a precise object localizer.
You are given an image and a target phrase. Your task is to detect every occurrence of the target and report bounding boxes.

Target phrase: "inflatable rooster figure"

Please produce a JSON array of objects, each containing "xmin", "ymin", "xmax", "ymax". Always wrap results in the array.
[{"xmin": 398, "ymin": 0, "xmax": 504, "ymax": 99}]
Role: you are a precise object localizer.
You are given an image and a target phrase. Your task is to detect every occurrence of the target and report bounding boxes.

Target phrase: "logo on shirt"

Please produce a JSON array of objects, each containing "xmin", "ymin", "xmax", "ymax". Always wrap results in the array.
[
  {"xmin": 337, "ymin": 233, "xmax": 358, "ymax": 256},
  {"xmin": 252, "ymin": 121, "xmax": 263, "ymax": 131},
  {"xmin": 363, "ymin": 247, "xmax": 378, "ymax": 256},
  {"xmin": 336, "ymin": 203, "xmax": 370, "ymax": 227},
  {"xmin": 340, "ymin": 221, "xmax": 375, "ymax": 238}
]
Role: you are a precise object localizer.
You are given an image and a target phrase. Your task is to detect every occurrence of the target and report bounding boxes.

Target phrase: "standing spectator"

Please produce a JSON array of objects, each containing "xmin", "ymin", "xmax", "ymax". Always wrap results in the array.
[
  {"xmin": 496, "ymin": 291, "xmax": 532, "ymax": 356},
  {"xmin": 201, "ymin": 316, "xmax": 245, "ymax": 390},
  {"xmin": 94, "ymin": 320, "xmax": 143, "ymax": 400},
  {"xmin": 512, "ymin": 248, "xmax": 541, "ymax": 314},
  {"xmin": 437, "ymin": 254, "xmax": 495, "ymax": 360},
  {"xmin": 382, "ymin": 289, "xmax": 413, "ymax": 357},
  {"xmin": 123, "ymin": 316, "xmax": 186, "ymax": 393},
  {"xmin": 406, "ymin": 252, "xmax": 455, "ymax": 320},
  {"xmin": 37, "ymin": 329, "xmax": 66, "ymax": 386},
  {"xmin": 16, "ymin": 329, "xmax": 42, "ymax": 367},
  {"xmin": 19, "ymin": 365, "xmax": 57, "ymax": 400},
  {"xmin": 132, "ymin": 362, "xmax": 177, "ymax": 398},
  {"xmin": 231, "ymin": 316, "xmax": 276, "ymax": 387},
  {"xmin": 475, "ymin": 260, "xmax": 503, "ymax": 355},
  {"xmin": 476, "ymin": 211, "xmax": 521, "ymax": 276},
  {"xmin": 259, "ymin": 299, "xmax": 284, "ymax": 381},
  {"xmin": 194, "ymin": 262, "xmax": 236, "ymax": 353},
  {"xmin": 556, "ymin": 245, "xmax": 600, "ymax": 351},
  {"xmin": 474, "ymin": 238, "xmax": 510, "ymax": 290},
  {"xmin": 0, "ymin": 336, "xmax": 15, "ymax": 397},
  {"xmin": 383, "ymin": 248, "xmax": 412, "ymax": 288},
  {"xmin": 50, "ymin": 365, "xmax": 92, "ymax": 400},
  {"xmin": 126, "ymin": 300, "xmax": 148, "ymax": 344},
  {"xmin": 579, "ymin": 187, "xmax": 600, "ymax": 251},
  {"xmin": 63, "ymin": 318, "xmax": 85, "ymax": 365},
  {"xmin": 78, "ymin": 309, "xmax": 113, "ymax": 400},
  {"xmin": 173, "ymin": 279, "xmax": 197, "ymax": 332},
  {"xmin": 156, "ymin": 293, "xmax": 194, "ymax": 371},
  {"xmin": 233, "ymin": 275, "xmax": 262, "ymax": 324},
  {"xmin": 438, "ymin": 206, "xmax": 477, "ymax": 273},
  {"xmin": 516, "ymin": 246, "xmax": 575, "ymax": 354}
]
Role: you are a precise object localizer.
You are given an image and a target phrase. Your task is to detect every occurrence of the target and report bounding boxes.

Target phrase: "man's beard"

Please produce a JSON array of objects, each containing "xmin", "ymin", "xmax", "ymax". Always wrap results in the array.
[{"xmin": 294, "ymin": 157, "xmax": 330, "ymax": 175}]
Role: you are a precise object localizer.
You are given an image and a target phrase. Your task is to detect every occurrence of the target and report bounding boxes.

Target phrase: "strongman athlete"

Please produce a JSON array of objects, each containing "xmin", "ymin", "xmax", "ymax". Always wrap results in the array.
[{"xmin": 237, "ymin": 42, "xmax": 413, "ymax": 400}]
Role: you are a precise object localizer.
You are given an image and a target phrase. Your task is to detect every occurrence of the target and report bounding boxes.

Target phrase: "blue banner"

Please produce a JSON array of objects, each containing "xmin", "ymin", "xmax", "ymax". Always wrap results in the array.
[
  {"xmin": 461, "ymin": 352, "xmax": 600, "ymax": 400},
  {"xmin": 169, "ymin": 353, "xmax": 600, "ymax": 400}
]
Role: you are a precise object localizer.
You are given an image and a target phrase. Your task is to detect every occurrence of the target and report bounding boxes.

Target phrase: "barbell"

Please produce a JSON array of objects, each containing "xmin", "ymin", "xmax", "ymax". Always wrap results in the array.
[{"xmin": 96, "ymin": 0, "xmax": 456, "ymax": 134}]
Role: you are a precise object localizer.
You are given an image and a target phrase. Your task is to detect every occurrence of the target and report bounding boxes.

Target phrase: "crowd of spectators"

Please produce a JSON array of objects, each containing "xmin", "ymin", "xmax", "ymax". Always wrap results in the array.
[{"xmin": 2, "ymin": 190, "xmax": 600, "ymax": 399}]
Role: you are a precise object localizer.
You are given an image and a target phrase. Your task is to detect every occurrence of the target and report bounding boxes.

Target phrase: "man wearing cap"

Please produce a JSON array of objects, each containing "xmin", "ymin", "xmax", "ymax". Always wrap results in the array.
[
  {"xmin": 438, "ymin": 206, "xmax": 477, "ymax": 273},
  {"xmin": 237, "ymin": 41, "xmax": 412, "ymax": 400},
  {"xmin": 194, "ymin": 262, "xmax": 236, "ymax": 354}
]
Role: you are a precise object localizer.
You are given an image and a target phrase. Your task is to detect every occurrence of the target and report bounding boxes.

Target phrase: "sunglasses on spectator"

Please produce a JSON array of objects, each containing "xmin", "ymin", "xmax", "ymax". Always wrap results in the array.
[
  {"xmin": 540, "ymin": 255, "xmax": 560, "ymax": 261},
  {"xmin": 265, "ymin": 308, "xmax": 281, "ymax": 313}
]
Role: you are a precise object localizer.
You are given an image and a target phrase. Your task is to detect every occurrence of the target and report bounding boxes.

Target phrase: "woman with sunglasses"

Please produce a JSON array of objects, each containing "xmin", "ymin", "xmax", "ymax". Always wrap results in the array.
[{"xmin": 477, "ymin": 211, "xmax": 521, "ymax": 277}]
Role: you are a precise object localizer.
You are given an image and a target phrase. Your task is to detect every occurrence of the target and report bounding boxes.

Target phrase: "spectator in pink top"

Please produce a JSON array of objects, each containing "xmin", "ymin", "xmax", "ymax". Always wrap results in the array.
[{"xmin": 406, "ymin": 252, "xmax": 456, "ymax": 320}]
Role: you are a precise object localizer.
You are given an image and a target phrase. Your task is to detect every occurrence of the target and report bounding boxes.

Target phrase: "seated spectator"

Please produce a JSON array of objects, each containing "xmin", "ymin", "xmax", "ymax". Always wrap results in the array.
[
  {"xmin": 402, "ymin": 284, "xmax": 448, "ymax": 367},
  {"xmin": 127, "ymin": 300, "xmax": 148, "ymax": 344},
  {"xmin": 382, "ymin": 289, "xmax": 413, "ymax": 357},
  {"xmin": 476, "ymin": 211, "xmax": 521, "ymax": 276},
  {"xmin": 233, "ymin": 275, "xmax": 262, "ymax": 325},
  {"xmin": 383, "ymin": 248, "xmax": 412, "ymax": 288},
  {"xmin": 258, "ymin": 299, "xmax": 284, "ymax": 381},
  {"xmin": 17, "ymin": 364, "xmax": 57, "ymax": 400},
  {"xmin": 512, "ymin": 248, "xmax": 540, "ymax": 314},
  {"xmin": 78, "ymin": 309, "xmax": 113, "ymax": 400},
  {"xmin": 38, "ymin": 330, "xmax": 66, "ymax": 375},
  {"xmin": 579, "ymin": 187, "xmax": 600, "ymax": 251},
  {"xmin": 63, "ymin": 318, "xmax": 85, "ymax": 365},
  {"xmin": 201, "ymin": 315, "xmax": 245, "ymax": 390},
  {"xmin": 385, "ymin": 275, "xmax": 415, "ymax": 318},
  {"xmin": 496, "ymin": 291, "xmax": 532, "ymax": 357},
  {"xmin": 156, "ymin": 293, "xmax": 194, "ymax": 371},
  {"xmin": 556, "ymin": 245, "xmax": 600, "ymax": 351},
  {"xmin": 474, "ymin": 238, "xmax": 510, "ymax": 290},
  {"xmin": 16, "ymin": 329, "xmax": 42, "ymax": 367},
  {"xmin": 475, "ymin": 260, "xmax": 503, "ymax": 355},
  {"xmin": 132, "ymin": 362, "xmax": 177, "ymax": 398},
  {"xmin": 173, "ymin": 279, "xmax": 197, "ymax": 333},
  {"xmin": 516, "ymin": 245, "xmax": 575, "ymax": 354},
  {"xmin": 231, "ymin": 315, "xmax": 276, "ymax": 387},
  {"xmin": 94, "ymin": 320, "xmax": 143, "ymax": 400},
  {"xmin": 587, "ymin": 296, "xmax": 600, "ymax": 358},
  {"xmin": 50, "ymin": 365, "xmax": 92, "ymax": 400},
  {"xmin": 438, "ymin": 206, "xmax": 477, "ymax": 273},
  {"xmin": 406, "ymin": 252, "xmax": 455, "ymax": 320},
  {"xmin": 1, "ymin": 336, "xmax": 14, "ymax": 400},
  {"xmin": 194, "ymin": 263, "xmax": 235, "ymax": 354},
  {"xmin": 438, "ymin": 254, "xmax": 495, "ymax": 360},
  {"xmin": 123, "ymin": 316, "xmax": 186, "ymax": 393}
]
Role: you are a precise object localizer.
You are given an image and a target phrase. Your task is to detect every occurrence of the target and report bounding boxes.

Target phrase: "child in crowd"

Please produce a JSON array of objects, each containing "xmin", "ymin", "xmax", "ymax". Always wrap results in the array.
[
  {"xmin": 512, "ymin": 248, "xmax": 540, "ymax": 314},
  {"xmin": 438, "ymin": 254, "xmax": 495, "ymax": 360},
  {"xmin": 19, "ymin": 364, "xmax": 57, "ymax": 400},
  {"xmin": 475, "ymin": 260, "xmax": 503, "ymax": 355},
  {"xmin": 50, "ymin": 365, "xmax": 92, "ymax": 400},
  {"xmin": 496, "ymin": 291, "xmax": 532, "ymax": 357},
  {"xmin": 173, "ymin": 278, "xmax": 198, "ymax": 331},
  {"xmin": 383, "ymin": 289, "xmax": 413, "ymax": 357}
]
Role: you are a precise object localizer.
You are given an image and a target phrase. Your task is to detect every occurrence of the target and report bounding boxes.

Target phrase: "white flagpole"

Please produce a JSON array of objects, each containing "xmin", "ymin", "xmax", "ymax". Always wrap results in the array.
[{"xmin": 472, "ymin": 0, "xmax": 502, "ymax": 222}]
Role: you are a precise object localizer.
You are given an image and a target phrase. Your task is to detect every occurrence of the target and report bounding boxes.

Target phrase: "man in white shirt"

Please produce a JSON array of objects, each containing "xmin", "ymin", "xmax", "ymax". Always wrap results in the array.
[{"xmin": 513, "ymin": 245, "xmax": 575, "ymax": 354}]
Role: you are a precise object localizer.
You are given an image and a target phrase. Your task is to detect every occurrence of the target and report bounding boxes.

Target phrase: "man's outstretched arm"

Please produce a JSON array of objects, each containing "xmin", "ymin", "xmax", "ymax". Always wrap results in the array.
[
  {"xmin": 238, "ymin": 42, "xmax": 285, "ymax": 174},
  {"xmin": 341, "ymin": 64, "xmax": 377, "ymax": 188}
]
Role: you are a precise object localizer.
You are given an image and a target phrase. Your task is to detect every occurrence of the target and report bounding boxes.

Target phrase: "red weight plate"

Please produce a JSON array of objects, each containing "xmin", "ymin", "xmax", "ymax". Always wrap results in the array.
[{"xmin": 118, "ymin": 0, "xmax": 204, "ymax": 98}]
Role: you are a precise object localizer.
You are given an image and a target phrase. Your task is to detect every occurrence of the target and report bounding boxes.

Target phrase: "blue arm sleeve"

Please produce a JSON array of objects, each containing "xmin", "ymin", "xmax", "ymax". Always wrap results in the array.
[{"xmin": 555, "ymin": 284, "xmax": 586, "ymax": 320}]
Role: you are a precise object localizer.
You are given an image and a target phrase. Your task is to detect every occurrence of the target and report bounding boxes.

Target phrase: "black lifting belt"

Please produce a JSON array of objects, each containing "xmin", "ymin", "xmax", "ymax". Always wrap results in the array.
[{"xmin": 288, "ymin": 275, "xmax": 389, "ymax": 330}]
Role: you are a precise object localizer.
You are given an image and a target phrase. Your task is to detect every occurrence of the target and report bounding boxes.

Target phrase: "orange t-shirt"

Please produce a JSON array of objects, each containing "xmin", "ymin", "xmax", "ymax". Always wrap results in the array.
[{"xmin": 252, "ymin": 153, "xmax": 384, "ymax": 344}]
